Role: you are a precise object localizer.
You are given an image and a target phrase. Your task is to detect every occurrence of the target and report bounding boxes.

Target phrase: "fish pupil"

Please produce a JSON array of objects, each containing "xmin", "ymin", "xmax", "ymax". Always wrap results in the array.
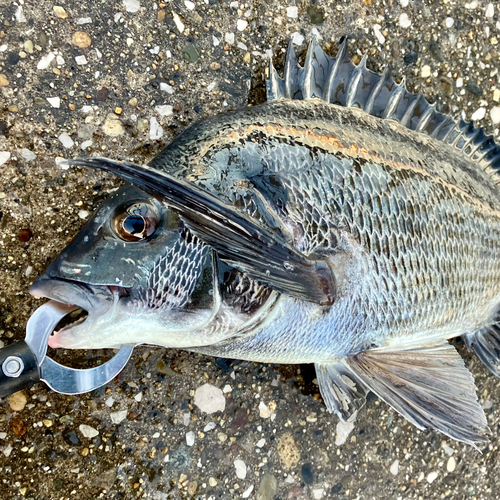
[{"xmin": 123, "ymin": 215, "xmax": 145, "ymax": 235}]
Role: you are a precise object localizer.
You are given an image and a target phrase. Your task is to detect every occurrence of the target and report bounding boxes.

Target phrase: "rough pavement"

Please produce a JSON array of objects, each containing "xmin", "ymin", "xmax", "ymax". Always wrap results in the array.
[{"xmin": 1, "ymin": 0, "xmax": 500, "ymax": 499}]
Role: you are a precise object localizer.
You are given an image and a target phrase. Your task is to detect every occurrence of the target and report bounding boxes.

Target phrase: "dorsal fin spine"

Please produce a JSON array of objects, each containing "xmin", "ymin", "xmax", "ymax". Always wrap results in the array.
[{"xmin": 265, "ymin": 37, "xmax": 500, "ymax": 179}]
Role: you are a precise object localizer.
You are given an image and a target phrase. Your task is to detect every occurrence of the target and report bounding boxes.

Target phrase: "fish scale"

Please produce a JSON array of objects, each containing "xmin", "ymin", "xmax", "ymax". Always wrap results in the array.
[{"xmin": 34, "ymin": 38, "xmax": 500, "ymax": 445}]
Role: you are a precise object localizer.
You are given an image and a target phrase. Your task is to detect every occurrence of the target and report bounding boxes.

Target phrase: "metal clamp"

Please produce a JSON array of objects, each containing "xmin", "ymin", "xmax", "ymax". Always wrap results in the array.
[{"xmin": 20, "ymin": 301, "xmax": 135, "ymax": 395}]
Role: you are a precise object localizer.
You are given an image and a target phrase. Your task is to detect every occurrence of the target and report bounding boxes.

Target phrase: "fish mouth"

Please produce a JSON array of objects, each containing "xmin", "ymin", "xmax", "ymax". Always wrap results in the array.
[{"xmin": 30, "ymin": 276, "xmax": 127, "ymax": 348}]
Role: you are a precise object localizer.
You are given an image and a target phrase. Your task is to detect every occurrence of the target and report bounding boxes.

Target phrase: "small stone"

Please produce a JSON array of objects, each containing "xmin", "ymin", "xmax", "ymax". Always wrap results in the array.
[
  {"xmin": 286, "ymin": 6, "xmax": 298, "ymax": 18},
  {"xmin": 194, "ymin": 384, "xmax": 225, "ymax": 414},
  {"xmin": 155, "ymin": 105, "xmax": 173, "ymax": 117},
  {"xmin": 78, "ymin": 210, "xmax": 89, "ymax": 220},
  {"xmin": 399, "ymin": 13, "xmax": 411, "ymax": 28},
  {"xmin": 81, "ymin": 140, "xmax": 93, "ymax": 150},
  {"xmin": 225, "ymin": 32, "xmax": 235, "ymax": 45},
  {"xmin": 47, "ymin": 97, "xmax": 61, "ymax": 108},
  {"xmin": 160, "ymin": 82, "xmax": 174, "ymax": 93},
  {"xmin": 12, "ymin": 417, "xmax": 27, "ymax": 436},
  {"xmin": 77, "ymin": 17, "xmax": 92, "ymax": 24},
  {"xmin": 102, "ymin": 116, "xmax": 124, "ymax": 137},
  {"xmin": 466, "ymin": 82, "xmax": 483, "ymax": 96},
  {"xmin": 277, "ymin": 433, "xmax": 300, "ymax": 470},
  {"xmin": 256, "ymin": 438, "xmax": 266, "ymax": 448},
  {"xmin": 291, "ymin": 32, "xmax": 304, "ymax": 46},
  {"xmin": 15, "ymin": 5, "xmax": 26, "ymax": 22},
  {"xmin": 204, "ymin": 421, "xmax": 216, "ymax": 432},
  {"xmin": 237, "ymin": 19, "xmax": 248, "ymax": 31},
  {"xmin": 0, "ymin": 74, "xmax": 9, "ymax": 86},
  {"xmin": 257, "ymin": 474, "xmax": 277, "ymax": 500},
  {"xmin": 124, "ymin": 0, "xmax": 141, "ymax": 13},
  {"xmin": 72, "ymin": 31, "xmax": 91, "ymax": 49},
  {"xmin": 158, "ymin": 10, "xmax": 166, "ymax": 22},
  {"xmin": 421, "ymin": 65, "xmax": 431, "ymax": 78},
  {"xmin": 218, "ymin": 432, "xmax": 228, "ymax": 442},
  {"xmin": 184, "ymin": 0, "xmax": 195, "ymax": 9},
  {"xmin": 172, "ymin": 12, "xmax": 185, "ymax": 33},
  {"xmin": 447, "ymin": 456, "xmax": 456, "ymax": 472},
  {"xmin": 471, "ymin": 107, "xmax": 486, "ymax": 121},
  {"xmin": 390, "ymin": 459, "xmax": 399, "ymax": 475},
  {"xmin": 210, "ymin": 62, "xmax": 221, "ymax": 70},
  {"xmin": 186, "ymin": 431, "xmax": 195, "ymax": 446},
  {"xmin": 53, "ymin": 6, "xmax": 68, "ymax": 19},
  {"xmin": 2, "ymin": 444, "xmax": 13, "ymax": 458},
  {"xmin": 110, "ymin": 410, "xmax": 128, "ymax": 424},
  {"xmin": 8, "ymin": 391, "xmax": 27, "ymax": 411},
  {"xmin": 335, "ymin": 420, "xmax": 355, "ymax": 445},
  {"xmin": 150, "ymin": 117, "xmax": 164, "ymax": 140},
  {"xmin": 79, "ymin": 424, "xmax": 99, "ymax": 439},
  {"xmin": 0, "ymin": 151, "xmax": 11, "ymax": 166},
  {"xmin": 301, "ymin": 463, "xmax": 314, "ymax": 485},
  {"xmin": 58, "ymin": 132, "xmax": 74, "ymax": 148},
  {"xmin": 259, "ymin": 401, "xmax": 272, "ymax": 418},
  {"xmin": 18, "ymin": 229, "xmax": 32, "ymax": 242},
  {"xmin": 490, "ymin": 106, "xmax": 500, "ymax": 124},
  {"xmin": 115, "ymin": 107, "xmax": 122, "ymax": 115},
  {"xmin": 445, "ymin": 17, "xmax": 454, "ymax": 28},
  {"xmin": 243, "ymin": 52, "xmax": 251, "ymax": 63},
  {"xmin": 242, "ymin": 485, "xmax": 254, "ymax": 498},
  {"xmin": 75, "ymin": 55, "xmax": 88, "ymax": 65},
  {"xmin": 209, "ymin": 477, "xmax": 217, "ymax": 487},
  {"xmin": 234, "ymin": 459, "xmax": 247, "ymax": 479},
  {"xmin": 312, "ymin": 490, "xmax": 324, "ymax": 500},
  {"xmin": 427, "ymin": 471, "xmax": 438, "ymax": 483},
  {"xmin": 128, "ymin": 97, "xmax": 138, "ymax": 106},
  {"xmin": 486, "ymin": 3, "xmax": 494, "ymax": 17}
]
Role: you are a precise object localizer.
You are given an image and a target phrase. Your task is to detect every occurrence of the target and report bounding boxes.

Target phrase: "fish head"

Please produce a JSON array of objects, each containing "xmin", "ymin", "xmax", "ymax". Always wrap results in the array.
[{"xmin": 30, "ymin": 185, "xmax": 229, "ymax": 349}]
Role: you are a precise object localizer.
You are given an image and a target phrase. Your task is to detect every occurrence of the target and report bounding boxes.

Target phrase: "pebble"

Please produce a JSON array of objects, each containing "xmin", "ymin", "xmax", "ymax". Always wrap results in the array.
[
  {"xmin": 193, "ymin": 384, "xmax": 225, "ymax": 414},
  {"xmin": 256, "ymin": 438, "xmax": 266, "ymax": 448},
  {"xmin": 37, "ymin": 52, "xmax": 55, "ymax": 70},
  {"xmin": 105, "ymin": 397, "xmax": 114, "ymax": 407},
  {"xmin": 81, "ymin": 140, "xmax": 93, "ymax": 150},
  {"xmin": 257, "ymin": 474, "xmax": 277, "ymax": 500},
  {"xmin": 237, "ymin": 19, "xmax": 248, "ymax": 31},
  {"xmin": 160, "ymin": 82, "xmax": 174, "ymax": 93},
  {"xmin": 373, "ymin": 25, "xmax": 385, "ymax": 45},
  {"xmin": 79, "ymin": 424, "xmax": 99, "ymax": 439},
  {"xmin": 128, "ymin": 97, "xmax": 138, "ymax": 106},
  {"xmin": 301, "ymin": 462, "xmax": 314, "ymax": 485},
  {"xmin": 75, "ymin": 55, "xmax": 88, "ymax": 65},
  {"xmin": 72, "ymin": 31, "xmax": 91, "ymax": 49},
  {"xmin": 124, "ymin": 0, "xmax": 141, "ymax": 13},
  {"xmin": 223, "ymin": 384, "xmax": 232, "ymax": 393},
  {"xmin": 259, "ymin": 401, "xmax": 272, "ymax": 418},
  {"xmin": 155, "ymin": 105, "xmax": 173, "ymax": 117},
  {"xmin": 0, "ymin": 74, "xmax": 9, "ymax": 86},
  {"xmin": 277, "ymin": 433, "xmax": 300, "ymax": 469},
  {"xmin": 445, "ymin": 17, "xmax": 454, "ymax": 28},
  {"xmin": 421, "ymin": 65, "xmax": 431, "ymax": 78},
  {"xmin": 53, "ymin": 6, "xmax": 68, "ymax": 19},
  {"xmin": 0, "ymin": 151, "xmax": 11, "ymax": 165},
  {"xmin": 390, "ymin": 459, "xmax": 399, "ymax": 475},
  {"xmin": 312, "ymin": 490, "xmax": 324, "ymax": 500},
  {"xmin": 399, "ymin": 13, "xmax": 411, "ymax": 28},
  {"xmin": 225, "ymin": 32, "xmax": 235, "ymax": 45},
  {"xmin": 447, "ymin": 456, "xmax": 456, "ymax": 472},
  {"xmin": 399, "ymin": 0, "xmax": 409, "ymax": 6},
  {"xmin": 15, "ymin": 5, "xmax": 26, "ymax": 23},
  {"xmin": 471, "ymin": 107, "xmax": 486, "ymax": 121},
  {"xmin": 242, "ymin": 485, "xmax": 254, "ymax": 498},
  {"xmin": 210, "ymin": 62, "xmax": 221, "ymax": 71},
  {"xmin": 234, "ymin": 459, "xmax": 247, "ymax": 479},
  {"xmin": 335, "ymin": 420, "xmax": 355, "ymax": 445},
  {"xmin": 209, "ymin": 477, "xmax": 217, "ymax": 487},
  {"xmin": 22, "ymin": 40, "xmax": 33, "ymax": 55},
  {"xmin": 186, "ymin": 431, "xmax": 195, "ymax": 446},
  {"xmin": 150, "ymin": 117, "xmax": 164, "ymax": 140},
  {"xmin": 102, "ymin": 116, "xmax": 124, "ymax": 137},
  {"xmin": 184, "ymin": 0, "xmax": 195, "ymax": 9},
  {"xmin": 78, "ymin": 210, "xmax": 89, "ymax": 219},
  {"xmin": 2, "ymin": 444, "xmax": 13, "ymax": 458},
  {"xmin": 47, "ymin": 97, "xmax": 61, "ymax": 108},
  {"xmin": 218, "ymin": 432, "xmax": 228, "ymax": 442},
  {"xmin": 287, "ymin": 6, "xmax": 298, "ymax": 18},
  {"xmin": 291, "ymin": 32, "xmax": 304, "ymax": 46},
  {"xmin": 58, "ymin": 132, "xmax": 74, "ymax": 148},
  {"xmin": 21, "ymin": 148, "xmax": 36, "ymax": 162},
  {"xmin": 172, "ymin": 12, "xmax": 185, "ymax": 33},
  {"xmin": 490, "ymin": 106, "xmax": 500, "ymax": 124},
  {"xmin": 204, "ymin": 421, "xmax": 216, "ymax": 432},
  {"xmin": 0, "ymin": 432, "xmax": 6, "ymax": 439},
  {"xmin": 110, "ymin": 410, "xmax": 128, "ymax": 424},
  {"xmin": 486, "ymin": 3, "xmax": 494, "ymax": 17},
  {"xmin": 8, "ymin": 391, "xmax": 27, "ymax": 411},
  {"xmin": 77, "ymin": 17, "xmax": 92, "ymax": 24},
  {"xmin": 427, "ymin": 471, "xmax": 438, "ymax": 483}
]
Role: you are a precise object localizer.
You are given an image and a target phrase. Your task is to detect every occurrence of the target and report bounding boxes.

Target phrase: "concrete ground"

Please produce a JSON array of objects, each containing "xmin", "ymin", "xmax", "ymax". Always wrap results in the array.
[{"xmin": 1, "ymin": 0, "xmax": 500, "ymax": 498}]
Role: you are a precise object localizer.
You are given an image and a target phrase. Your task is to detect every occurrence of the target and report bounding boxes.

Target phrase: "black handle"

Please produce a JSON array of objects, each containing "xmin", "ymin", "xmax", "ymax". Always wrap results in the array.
[{"xmin": 0, "ymin": 341, "xmax": 40, "ymax": 398}]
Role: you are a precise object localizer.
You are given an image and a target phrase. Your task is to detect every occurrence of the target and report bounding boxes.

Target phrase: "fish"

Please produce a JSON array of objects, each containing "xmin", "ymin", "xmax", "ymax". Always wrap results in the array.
[{"xmin": 30, "ymin": 37, "xmax": 500, "ymax": 446}]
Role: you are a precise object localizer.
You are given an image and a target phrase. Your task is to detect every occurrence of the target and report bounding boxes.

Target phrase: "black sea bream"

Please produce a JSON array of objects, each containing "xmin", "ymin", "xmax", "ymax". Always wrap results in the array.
[{"xmin": 31, "ymin": 38, "xmax": 500, "ymax": 445}]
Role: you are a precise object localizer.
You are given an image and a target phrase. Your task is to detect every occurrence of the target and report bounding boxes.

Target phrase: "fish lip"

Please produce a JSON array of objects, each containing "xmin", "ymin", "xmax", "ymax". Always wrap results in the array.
[{"xmin": 30, "ymin": 276, "xmax": 117, "ymax": 316}]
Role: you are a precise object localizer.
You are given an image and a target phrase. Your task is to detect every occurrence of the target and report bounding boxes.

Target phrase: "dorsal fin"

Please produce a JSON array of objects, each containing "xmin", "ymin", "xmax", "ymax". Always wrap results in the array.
[{"xmin": 266, "ymin": 37, "xmax": 500, "ymax": 179}]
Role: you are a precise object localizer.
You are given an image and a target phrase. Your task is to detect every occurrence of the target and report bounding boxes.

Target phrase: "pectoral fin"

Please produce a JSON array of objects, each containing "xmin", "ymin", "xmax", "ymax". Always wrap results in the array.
[
  {"xmin": 342, "ymin": 341, "xmax": 488, "ymax": 446},
  {"xmin": 64, "ymin": 157, "xmax": 335, "ymax": 305}
]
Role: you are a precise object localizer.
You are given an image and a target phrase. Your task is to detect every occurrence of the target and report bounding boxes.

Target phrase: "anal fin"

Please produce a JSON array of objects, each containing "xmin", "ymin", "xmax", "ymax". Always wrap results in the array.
[
  {"xmin": 464, "ymin": 326, "xmax": 500, "ymax": 377},
  {"xmin": 315, "ymin": 362, "xmax": 368, "ymax": 422},
  {"xmin": 343, "ymin": 341, "xmax": 488, "ymax": 446}
]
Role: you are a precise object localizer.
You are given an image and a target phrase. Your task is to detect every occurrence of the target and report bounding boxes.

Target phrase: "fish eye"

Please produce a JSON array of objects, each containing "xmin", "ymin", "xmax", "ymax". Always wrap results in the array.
[{"xmin": 113, "ymin": 203, "xmax": 160, "ymax": 242}]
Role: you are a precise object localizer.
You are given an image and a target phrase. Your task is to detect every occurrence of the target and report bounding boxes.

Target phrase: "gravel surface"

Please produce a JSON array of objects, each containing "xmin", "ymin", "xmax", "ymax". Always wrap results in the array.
[{"xmin": 1, "ymin": 1, "xmax": 500, "ymax": 499}]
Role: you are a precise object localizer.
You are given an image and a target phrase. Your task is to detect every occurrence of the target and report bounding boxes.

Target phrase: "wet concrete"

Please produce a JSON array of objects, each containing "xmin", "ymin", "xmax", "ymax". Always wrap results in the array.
[{"xmin": 1, "ymin": 0, "xmax": 500, "ymax": 499}]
